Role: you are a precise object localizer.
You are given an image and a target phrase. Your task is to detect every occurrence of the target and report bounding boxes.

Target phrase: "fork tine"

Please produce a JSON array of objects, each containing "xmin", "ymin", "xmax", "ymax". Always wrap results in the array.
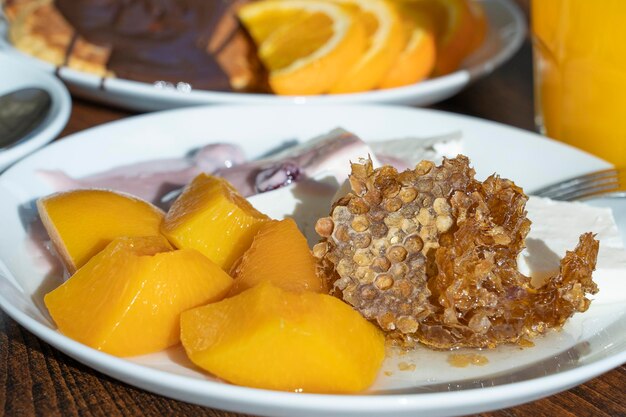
[
  {"xmin": 533, "ymin": 168, "xmax": 618, "ymax": 195},
  {"xmin": 549, "ymin": 180, "xmax": 621, "ymax": 201},
  {"xmin": 538, "ymin": 175, "xmax": 619, "ymax": 200},
  {"xmin": 566, "ymin": 168, "xmax": 626, "ymax": 200},
  {"xmin": 532, "ymin": 168, "xmax": 620, "ymax": 199}
]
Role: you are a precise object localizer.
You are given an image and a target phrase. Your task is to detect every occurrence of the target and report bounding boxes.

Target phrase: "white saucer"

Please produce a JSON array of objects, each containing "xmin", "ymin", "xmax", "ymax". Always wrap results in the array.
[{"xmin": 0, "ymin": 53, "xmax": 71, "ymax": 171}]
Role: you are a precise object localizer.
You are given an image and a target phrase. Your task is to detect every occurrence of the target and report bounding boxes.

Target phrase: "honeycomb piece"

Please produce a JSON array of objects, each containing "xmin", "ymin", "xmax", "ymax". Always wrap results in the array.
[{"xmin": 315, "ymin": 156, "xmax": 599, "ymax": 349}]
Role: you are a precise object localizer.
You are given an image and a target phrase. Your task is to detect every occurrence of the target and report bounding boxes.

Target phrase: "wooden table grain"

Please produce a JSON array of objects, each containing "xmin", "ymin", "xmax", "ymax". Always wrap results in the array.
[{"xmin": 2, "ymin": 5, "xmax": 625, "ymax": 417}]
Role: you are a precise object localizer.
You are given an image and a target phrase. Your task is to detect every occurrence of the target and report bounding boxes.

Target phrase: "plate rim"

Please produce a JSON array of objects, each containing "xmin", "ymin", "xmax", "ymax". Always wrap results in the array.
[{"xmin": 1, "ymin": 286, "xmax": 624, "ymax": 415}]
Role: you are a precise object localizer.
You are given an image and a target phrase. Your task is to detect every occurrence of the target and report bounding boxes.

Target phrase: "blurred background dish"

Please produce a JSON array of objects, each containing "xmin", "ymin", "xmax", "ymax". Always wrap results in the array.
[
  {"xmin": 0, "ymin": 0, "xmax": 525, "ymax": 111},
  {"xmin": 0, "ymin": 53, "xmax": 70, "ymax": 171}
]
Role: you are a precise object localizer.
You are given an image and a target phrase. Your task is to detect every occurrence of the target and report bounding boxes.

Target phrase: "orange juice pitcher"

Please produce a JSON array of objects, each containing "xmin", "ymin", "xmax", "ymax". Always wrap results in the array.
[{"xmin": 531, "ymin": 1, "xmax": 626, "ymax": 166}]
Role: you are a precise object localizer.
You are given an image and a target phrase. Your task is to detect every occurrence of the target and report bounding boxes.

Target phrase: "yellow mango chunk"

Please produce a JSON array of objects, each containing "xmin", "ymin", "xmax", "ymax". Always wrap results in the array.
[
  {"xmin": 37, "ymin": 189, "xmax": 165, "ymax": 273},
  {"xmin": 180, "ymin": 283, "xmax": 385, "ymax": 393},
  {"xmin": 229, "ymin": 218, "xmax": 324, "ymax": 296},
  {"xmin": 45, "ymin": 236, "xmax": 233, "ymax": 357},
  {"xmin": 162, "ymin": 174, "xmax": 269, "ymax": 270}
]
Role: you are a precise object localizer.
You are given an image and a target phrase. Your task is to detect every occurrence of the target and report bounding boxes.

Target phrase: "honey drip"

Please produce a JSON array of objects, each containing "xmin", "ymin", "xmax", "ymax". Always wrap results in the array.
[{"xmin": 447, "ymin": 353, "xmax": 489, "ymax": 368}]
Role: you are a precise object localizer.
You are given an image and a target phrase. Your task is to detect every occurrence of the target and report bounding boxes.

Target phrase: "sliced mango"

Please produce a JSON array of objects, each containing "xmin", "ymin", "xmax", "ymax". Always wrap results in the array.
[
  {"xmin": 45, "ymin": 236, "xmax": 233, "ymax": 357},
  {"xmin": 180, "ymin": 283, "xmax": 385, "ymax": 393},
  {"xmin": 229, "ymin": 218, "xmax": 324, "ymax": 296},
  {"xmin": 161, "ymin": 174, "xmax": 270, "ymax": 271},
  {"xmin": 37, "ymin": 189, "xmax": 165, "ymax": 273}
]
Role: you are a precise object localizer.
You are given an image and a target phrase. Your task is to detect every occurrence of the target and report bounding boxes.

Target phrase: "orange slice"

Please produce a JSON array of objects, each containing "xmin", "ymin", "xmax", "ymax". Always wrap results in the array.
[
  {"xmin": 378, "ymin": 8, "xmax": 436, "ymax": 89},
  {"xmin": 466, "ymin": 0, "xmax": 487, "ymax": 55},
  {"xmin": 328, "ymin": 0, "xmax": 405, "ymax": 93},
  {"xmin": 238, "ymin": 0, "xmax": 367, "ymax": 95},
  {"xmin": 429, "ymin": 0, "xmax": 475, "ymax": 75},
  {"xmin": 396, "ymin": 0, "xmax": 476, "ymax": 75}
]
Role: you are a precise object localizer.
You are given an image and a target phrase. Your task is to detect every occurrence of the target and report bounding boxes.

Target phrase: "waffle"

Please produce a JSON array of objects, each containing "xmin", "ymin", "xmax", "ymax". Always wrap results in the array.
[
  {"xmin": 1, "ymin": 0, "xmax": 266, "ymax": 91},
  {"xmin": 3, "ymin": 0, "xmax": 111, "ymax": 75}
]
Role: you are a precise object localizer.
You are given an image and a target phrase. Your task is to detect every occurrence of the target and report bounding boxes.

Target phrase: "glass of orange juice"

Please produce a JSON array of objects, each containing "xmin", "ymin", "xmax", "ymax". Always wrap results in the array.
[{"xmin": 531, "ymin": 1, "xmax": 626, "ymax": 167}]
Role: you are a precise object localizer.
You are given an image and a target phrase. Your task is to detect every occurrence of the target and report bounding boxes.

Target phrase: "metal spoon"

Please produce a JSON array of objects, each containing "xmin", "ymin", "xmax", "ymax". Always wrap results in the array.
[{"xmin": 0, "ymin": 88, "xmax": 52, "ymax": 149}]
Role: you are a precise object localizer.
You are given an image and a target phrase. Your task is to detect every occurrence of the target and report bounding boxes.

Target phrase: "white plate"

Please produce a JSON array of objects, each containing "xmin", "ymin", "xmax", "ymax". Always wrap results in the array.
[
  {"xmin": 0, "ymin": 0, "xmax": 525, "ymax": 111},
  {"xmin": 0, "ymin": 53, "xmax": 71, "ymax": 171},
  {"xmin": 0, "ymin": 105, "xmax": 624, "ymax": 417}
]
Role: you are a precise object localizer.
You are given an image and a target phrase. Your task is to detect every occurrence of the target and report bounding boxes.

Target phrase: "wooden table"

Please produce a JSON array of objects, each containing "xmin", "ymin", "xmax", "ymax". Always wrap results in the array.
[{"xmin": 2, "ymin": 6, "xmax": 625, "ymax": 417}]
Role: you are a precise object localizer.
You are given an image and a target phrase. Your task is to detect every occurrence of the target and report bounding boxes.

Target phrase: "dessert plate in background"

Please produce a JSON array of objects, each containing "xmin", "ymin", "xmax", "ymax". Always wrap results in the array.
[
  {"xmin": 0, "ymin": 105, "xmax": 624, "ymax": 417},
  {"xmin": 0, "ymin": 53, "xmax": 71, "ymax": 171},
  {"xmin": 0, "ymin": 0, "xmax": 525, "ymax": 111}
]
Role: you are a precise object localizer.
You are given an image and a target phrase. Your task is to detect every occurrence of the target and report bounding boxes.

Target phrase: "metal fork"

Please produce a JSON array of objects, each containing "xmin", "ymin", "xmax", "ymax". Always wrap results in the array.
[{"xmin": 532, "ymin": 167, "xmax": 626, "ymax": 200}]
